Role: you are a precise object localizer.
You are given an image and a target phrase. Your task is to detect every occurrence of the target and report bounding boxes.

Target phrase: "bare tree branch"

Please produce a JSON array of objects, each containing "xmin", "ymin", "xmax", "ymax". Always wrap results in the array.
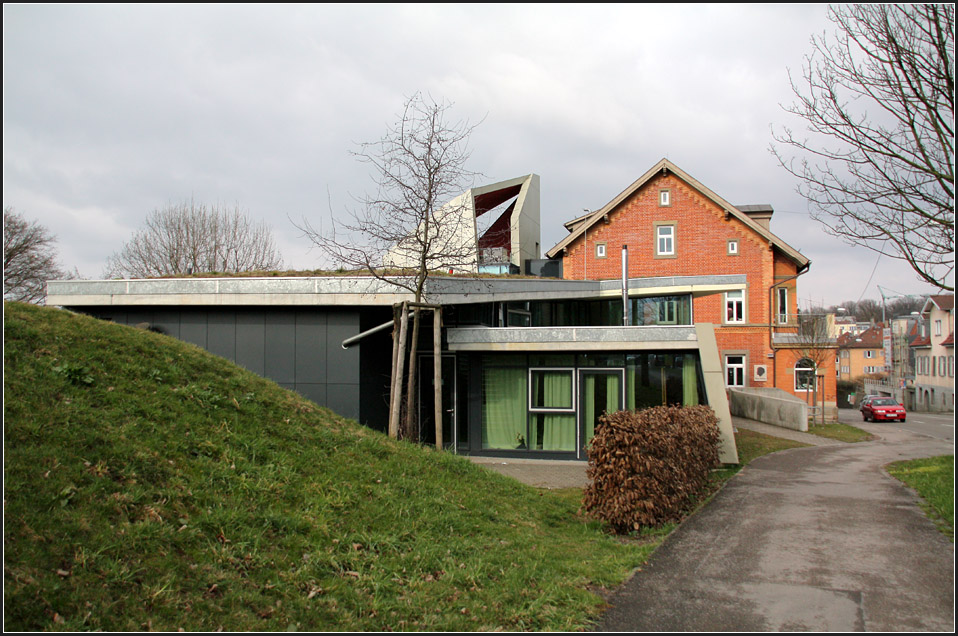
[
  {"xmin": 106, "ymin": 201, "xmax": 283, "ymax": 278},
  {"xmin": 3, "ymin": 207, "xmax": 66, "ymax": 304},
  {"xmin": 296, "ymin": 93, "xmax": 481, "ymax": 442},
  {"xmin": 295, "ymin": 92, "xmax": 481, "ymax": 302},
  {"xmin": 772, "ymin": 4, "xmax": 955, "ymax": 291}
]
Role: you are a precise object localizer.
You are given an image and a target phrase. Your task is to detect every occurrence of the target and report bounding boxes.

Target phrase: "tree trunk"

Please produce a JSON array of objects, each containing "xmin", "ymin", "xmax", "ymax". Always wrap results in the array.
[{"xmin": 403, "ymin": 306, "xmax": 422, "ymax": 441}]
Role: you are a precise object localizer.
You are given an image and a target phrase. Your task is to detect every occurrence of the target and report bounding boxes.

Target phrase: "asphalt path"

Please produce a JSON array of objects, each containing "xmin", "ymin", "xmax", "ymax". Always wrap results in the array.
[{"xmin": 595, "ymin": 417, "xmax": 955, "ymax": 632}]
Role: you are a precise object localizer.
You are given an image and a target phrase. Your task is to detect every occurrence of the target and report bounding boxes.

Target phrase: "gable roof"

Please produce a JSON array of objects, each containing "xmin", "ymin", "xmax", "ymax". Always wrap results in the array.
[
  {"xmin": 921, "ymin": 294, "xmax": 955, "ymax": 314},
  {"xmin": 545, "ymin": 158, "xmax": 810, "ymax": 267},
  {"xmin": 837, "ymin": 325, "xmax": 884, "ymax": 349}
]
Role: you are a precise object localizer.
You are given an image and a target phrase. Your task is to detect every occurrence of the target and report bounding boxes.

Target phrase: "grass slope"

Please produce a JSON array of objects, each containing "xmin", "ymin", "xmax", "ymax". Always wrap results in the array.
[{"xmin": 4, "ymin": 302, "xmax": 655, "ymax": 631}]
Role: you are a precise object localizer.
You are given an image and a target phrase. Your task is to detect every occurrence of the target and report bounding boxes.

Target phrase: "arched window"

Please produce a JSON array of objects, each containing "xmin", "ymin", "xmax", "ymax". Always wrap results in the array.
[{"xmin": 795, "ymin": 357, "xmax": 816, "ymax": 392}]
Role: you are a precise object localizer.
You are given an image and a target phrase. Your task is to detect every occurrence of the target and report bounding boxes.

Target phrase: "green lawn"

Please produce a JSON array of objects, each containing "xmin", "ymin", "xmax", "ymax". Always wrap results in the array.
[
  {"xmin": 3, "ymin": 301, "xmax": 809, "ymax": 631},
  {"xmin": 806, "ymin": 421, "xmax": 874, "ymax": 442},
  {"xmin": 887, "ymin": 455, "xmax": 955, "ymax": 539}
]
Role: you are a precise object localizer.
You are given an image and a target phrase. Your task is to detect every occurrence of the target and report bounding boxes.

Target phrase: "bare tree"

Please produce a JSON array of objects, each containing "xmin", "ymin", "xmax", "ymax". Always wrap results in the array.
[
  {"xmin": 773, "ymin": 4, "xmax": 955, "ymax": 291},
  {"xmin": 297, "ymin": 93, "xmax": 480, "ymax": 441},
  {"xmin": 3, "ymin": 207, "xmax": 66, "ymax": 304},
  {"xmin": 106, "ymin": 201, "xmax": 283, "ymax": 278}
]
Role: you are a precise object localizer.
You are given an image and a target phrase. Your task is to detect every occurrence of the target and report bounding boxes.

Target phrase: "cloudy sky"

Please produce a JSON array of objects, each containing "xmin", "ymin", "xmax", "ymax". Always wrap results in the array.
[{"xmin": 3, "ymin": 4, "xmax": 948, "ymax": 308}]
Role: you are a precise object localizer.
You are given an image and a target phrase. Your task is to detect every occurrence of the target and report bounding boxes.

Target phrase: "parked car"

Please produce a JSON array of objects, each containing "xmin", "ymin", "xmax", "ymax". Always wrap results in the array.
[{"xmin": 861, "ymin": 396, "xmax": 907, "ymax": 422}]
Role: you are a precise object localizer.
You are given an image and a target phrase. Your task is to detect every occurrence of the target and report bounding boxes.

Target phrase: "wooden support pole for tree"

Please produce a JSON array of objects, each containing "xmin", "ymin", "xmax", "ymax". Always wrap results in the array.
[
  {"xmin": 433, "ymin": 307, "xmax": 442, "ymax": 450},
  {"xmin": 389, "ymin": 302, "xmax": 409, "ymax": 439}
]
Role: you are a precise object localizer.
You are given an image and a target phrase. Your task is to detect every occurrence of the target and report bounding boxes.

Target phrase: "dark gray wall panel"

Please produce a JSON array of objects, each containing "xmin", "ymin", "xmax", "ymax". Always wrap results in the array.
[
  {"xmin": 327, "ymin": 310, "xmax": 360, "ymax": 382},
  {"xmin": 265, "ymin": 311, "xmax": 296, "ymax": 384},
  {"xmin": 235, "ymin": 311, "xmax": 265, "ymax": 375},
  {"xmin": 153, "ymin": 310, "xmax": 181, "ymax": 338},
  {"xmin": 295, "ymin": 383, "xmax": 328, "ymax": 411},
  {"xmin": 325, "ymin": 382, "xmax": 360, "ymax": 420},
  {"xmin": 180, "ymin": 312, "xmax": 208, "ymax": 349},
  {"xmin": 208, "ymin": 312, "xmax": 236, "ymax": 361},
  {"xmin": 294, "ymin": 312, "xmax": 327, "ymax": 383}
]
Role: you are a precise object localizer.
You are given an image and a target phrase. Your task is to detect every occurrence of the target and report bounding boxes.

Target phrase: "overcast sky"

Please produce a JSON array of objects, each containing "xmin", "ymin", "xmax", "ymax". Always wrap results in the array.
[{"xmin": 3, "ymin": 4, "xmax": 948, "ymax": 308}]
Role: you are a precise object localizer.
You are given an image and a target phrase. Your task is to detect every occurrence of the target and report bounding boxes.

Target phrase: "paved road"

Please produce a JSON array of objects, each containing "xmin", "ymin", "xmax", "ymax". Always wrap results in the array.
[{"xmin": 595, "ymin": 422, "xmax": 954, "ymax": 632}]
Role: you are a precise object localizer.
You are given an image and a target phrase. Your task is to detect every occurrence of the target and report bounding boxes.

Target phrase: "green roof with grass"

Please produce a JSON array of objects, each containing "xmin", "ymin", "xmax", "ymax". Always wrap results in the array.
[{"xmin": 3, "ymin": 301, "xmax": 658, "ymax": 631}]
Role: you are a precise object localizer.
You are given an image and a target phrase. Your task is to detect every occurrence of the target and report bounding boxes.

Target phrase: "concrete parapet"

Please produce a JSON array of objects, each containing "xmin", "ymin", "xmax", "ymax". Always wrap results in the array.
[{"xmin": 728, "ymin": 387, "xmax": 808, "ymax": 432}]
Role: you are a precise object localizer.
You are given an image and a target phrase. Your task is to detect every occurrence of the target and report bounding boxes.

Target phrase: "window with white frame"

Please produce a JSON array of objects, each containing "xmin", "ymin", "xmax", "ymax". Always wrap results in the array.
[
  {"xmin": 795, "ymin": 358, "xmax": 816, "ymax": 392},
  {"xmin": 725, "ymin": 290, "xmax": 745, "ymax": 323},
  {"xmin": 935, "ymin": 320, "xmax": 942, "ymax": 336},
  {"xmin": 864, "ymin": 350, "xmax": 875, "ymax": 358},
  {"xmin": 727, "ymin": 239, "xmax": 739, "ymax": 256},
  {"xmin": 659, "ymin": 189, "xmax": 671, "ymax": 206},
  {"xmin": 777, "ymin": 287, "xmax": 788, "ymax": 324},
  {"xmin": 655, "ymin": 224, "xmax": 675, "ymax": 256},
  {"xmin": 725, "ymin": 355, "xmax": 745, "ymax": 387},
  {"xmin": 595, "ymin": 242, "xmax": 607, "ymax": 259}
]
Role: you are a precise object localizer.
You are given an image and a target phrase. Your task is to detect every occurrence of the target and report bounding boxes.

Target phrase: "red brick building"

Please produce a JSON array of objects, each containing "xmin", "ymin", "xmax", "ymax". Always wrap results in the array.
[{"xmin": 546, "ymin": 158, "xmax": 836, "ymax": 415}]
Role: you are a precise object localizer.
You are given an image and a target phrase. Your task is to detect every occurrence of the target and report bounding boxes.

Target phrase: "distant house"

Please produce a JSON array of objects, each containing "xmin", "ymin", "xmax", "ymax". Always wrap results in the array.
[
  {"xmin": 836, "ymin": 326, "xmax": 887, "ymax": 381},
  {"xmin": 545, "ymin": 158, "xmax": 836, "ymax": 417},
  {"xmin": 911, "ymin": 294, "xmax": 955, "ymax": 412}
]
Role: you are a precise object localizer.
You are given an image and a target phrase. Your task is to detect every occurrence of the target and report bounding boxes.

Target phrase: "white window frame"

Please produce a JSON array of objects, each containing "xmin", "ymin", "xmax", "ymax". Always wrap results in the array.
[
  {"xmin": 528, "ymin": 368, "xmax": 576, "ymax": 413},
  {"xmin": 864, "ymin": 350, "xmax": 874, "ymax": 359},
  {"xmin": 595, "ymin": 242, "xmax": 607, "ymax": 259},
  {"xmin": 727, "ymin": 239, "xmax": 739, "ymax": 256},
  {"xmin": 935, "ymin": 320, "xmax": 942, "ymax": 336},
  {"xmin": 659, "ymin": 189, "xmax": 671, "ymax": 207},
  {"xmin": 725, "ymin": 354, "xmax": 745, "ymax": 387},
  {"xmin": 795, "ymin": 358, "xmax": 816, "ymax": 392},
  {"xmin": 777, "ymin": 287, "xmax": 788, "ymax": 325},
  {"xmin": 656, "ymin": 225, "xmax": 675, "ymax": 256},
  {"xmin": 725, "ymin": 290, "xmax": 745, "ymax": 324}
]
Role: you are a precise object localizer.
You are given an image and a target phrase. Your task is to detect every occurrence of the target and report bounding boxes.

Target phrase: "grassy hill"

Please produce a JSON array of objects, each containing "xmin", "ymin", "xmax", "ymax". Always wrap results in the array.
[{"xmin": 3, "ymin": 302, "xmax": 657, "ymax": 631}]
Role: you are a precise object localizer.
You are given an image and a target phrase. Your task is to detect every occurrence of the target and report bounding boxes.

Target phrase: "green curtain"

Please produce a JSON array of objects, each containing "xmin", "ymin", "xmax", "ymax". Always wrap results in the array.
[
  {"xmin": 540, "ymin": 414, "xmax": 575, "ymax": 450},
  {"xmin": 683, "ymin": 354, "xmax": 699, "ymax": 406},
  {"xmin": 583, "ymin": 374, "xmax": 620, "ymax": 447},
  {"xmin": 482, "ymin": 367, "xmax": 527, "ymax": 449},
  {"xmin": 530, "ymin": 371, "xmax": 574, "ymax": 451}
]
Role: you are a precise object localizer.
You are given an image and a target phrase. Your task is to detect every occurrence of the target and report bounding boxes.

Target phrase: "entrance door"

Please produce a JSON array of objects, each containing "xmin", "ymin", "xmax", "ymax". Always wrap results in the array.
[
  {"xmin": 578, "ymin": 369, "xmax": 624, "ymax": 459},
  {"xmin": 419, "ymin": 354, "xmax": 456, "ymax": 450}
]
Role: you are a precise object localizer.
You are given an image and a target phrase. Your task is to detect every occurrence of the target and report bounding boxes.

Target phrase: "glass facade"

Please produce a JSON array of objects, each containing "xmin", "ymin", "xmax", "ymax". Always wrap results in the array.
[
  {"xmin": 444, "ymin": 295, "xmax": 692, "ymax": 329},
  {"xmin": 477, "ymin": 351, "xmax": 705, "ymax": 456}
]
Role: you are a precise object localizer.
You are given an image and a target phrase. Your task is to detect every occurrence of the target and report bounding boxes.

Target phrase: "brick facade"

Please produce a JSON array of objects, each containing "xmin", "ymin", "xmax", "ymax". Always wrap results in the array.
[{"xmin": 551, "ymin": 161, "xmax": 836, "ymax": 415}]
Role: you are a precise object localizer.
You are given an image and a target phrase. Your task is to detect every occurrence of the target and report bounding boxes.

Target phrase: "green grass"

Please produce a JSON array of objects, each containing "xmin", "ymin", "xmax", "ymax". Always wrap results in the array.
[
  {"xmin": 805, "ymin": 421, "xmax": 874, "ymax": 443},
  {"xmin": 4, "ymin": 302, "xmax": 657, "ymax": 631},
  {"xmin": 887, "ymin": 455, "xmax": 955, "ymax": 539},
  {"xmin": 3, "ymin": 302, "xmax": 821, "ymax": 631}
]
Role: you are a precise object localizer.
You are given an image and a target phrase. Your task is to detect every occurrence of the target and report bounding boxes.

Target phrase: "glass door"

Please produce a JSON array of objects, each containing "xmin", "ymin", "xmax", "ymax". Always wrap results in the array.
[
  {"xmin": 578, "ymin": 369, "xmax": 624, "ymax": 460},
  {"xmin": 419, "ymin": 354, "xmax": 456, "ymax": 450}
]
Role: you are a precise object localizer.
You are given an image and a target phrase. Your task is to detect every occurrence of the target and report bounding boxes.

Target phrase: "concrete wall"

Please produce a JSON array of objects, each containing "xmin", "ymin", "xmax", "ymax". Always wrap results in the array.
[{"xmin": 728, "ymin": 387, "xmax": 809, "ymax": 432}]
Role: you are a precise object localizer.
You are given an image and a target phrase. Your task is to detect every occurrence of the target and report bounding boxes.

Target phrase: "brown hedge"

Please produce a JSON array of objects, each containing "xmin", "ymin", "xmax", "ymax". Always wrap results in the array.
[{"xmin": 582, "ymin": 405, "xmax": 721, "ymax": 533}]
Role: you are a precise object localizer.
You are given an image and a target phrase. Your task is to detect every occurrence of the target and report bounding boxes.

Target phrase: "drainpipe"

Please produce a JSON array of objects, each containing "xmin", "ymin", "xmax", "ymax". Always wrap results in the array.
[
  {"xmin": 622, "ymin": 244, "xmax": 630, "ymax": 326},
  {"xmin": 768, "ymin": 261, "xmax": 811, "ymax": 388}
]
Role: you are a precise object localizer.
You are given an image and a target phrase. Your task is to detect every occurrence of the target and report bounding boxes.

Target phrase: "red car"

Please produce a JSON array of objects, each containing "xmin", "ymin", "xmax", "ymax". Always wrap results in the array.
[{"xmin": 861, "ymin": 397, "xmax": 907, "ymax": 422}]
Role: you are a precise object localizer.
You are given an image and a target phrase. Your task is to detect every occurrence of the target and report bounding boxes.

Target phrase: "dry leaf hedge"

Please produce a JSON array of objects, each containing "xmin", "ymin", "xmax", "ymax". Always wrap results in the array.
[{"xmin": 583, "ymin": 405, "xmax": 720, "ymax": 533}]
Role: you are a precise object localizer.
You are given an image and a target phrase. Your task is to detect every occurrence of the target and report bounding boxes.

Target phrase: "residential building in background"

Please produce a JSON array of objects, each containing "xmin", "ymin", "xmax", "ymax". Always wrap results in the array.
[
  {"xmin": 836, "ymin": 326, "xmax": 887, "ymax": 382},
  {"xmin": 910, "ymin": 294, "xmax": 955, "ymax": 412}
]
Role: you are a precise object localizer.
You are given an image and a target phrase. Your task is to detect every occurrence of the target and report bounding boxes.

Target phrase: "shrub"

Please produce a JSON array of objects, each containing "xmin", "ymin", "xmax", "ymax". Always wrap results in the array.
[{"xmin": 582, "ymin": 405, "xmax": 720, "ymax": 533}]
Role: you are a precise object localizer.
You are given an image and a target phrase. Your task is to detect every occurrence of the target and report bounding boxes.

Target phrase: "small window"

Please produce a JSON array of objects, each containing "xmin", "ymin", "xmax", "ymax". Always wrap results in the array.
[
  {"xmin": 595, "ymin": 242, "xmax": 607, "ymax": 259},
  {"xmin": 864, "ymin": 350, "xmax": 874, "ymax": 359},
  {"xmin": 935, "ymin": 320, "xmax": 942, "ymax": 336},
  {"xmin": 725, "ymin": 355, "xmax": 745, "ymax": 387},
  {"xmin": 777, "ymin": 287, "xmax": 788, "ymax": 324},
  {"xmin": 725, "ymin": 290, "xmax": 745, "ymax": 323},
  {"xmin": 656, "ymin": 224, "xmax": 675, "ymax": 256},
  {"xmin": 659, "ymin": 189, "xmax": 671, "ymax": 207},
  {"xmin": 529, "ymin": 369, "xmax": 575, "ymax": 412},
  {"xmin": 795, "ymin": 358, "xmax": 816, "ymax": 392},
  {"xmin": 727, "ymin": 239, "xmax": 739, "ymax": 255}
]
